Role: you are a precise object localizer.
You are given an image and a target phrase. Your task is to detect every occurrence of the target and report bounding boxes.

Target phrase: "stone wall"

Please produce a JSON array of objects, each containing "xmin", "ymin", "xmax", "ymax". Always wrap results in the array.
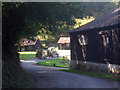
[{"xmin": 70, "ymin": 60, "xmax": 120, "ymax": 74}]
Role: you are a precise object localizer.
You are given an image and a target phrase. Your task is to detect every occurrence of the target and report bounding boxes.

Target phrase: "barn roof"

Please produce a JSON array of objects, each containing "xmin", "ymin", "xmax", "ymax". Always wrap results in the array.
[
  {"xmin": 69, "ymin": 9, "xmax": 120, "ymax": 33},
  {"xmin": 57, "ymin": 37, "xmax": 70, "ymax": 44}
]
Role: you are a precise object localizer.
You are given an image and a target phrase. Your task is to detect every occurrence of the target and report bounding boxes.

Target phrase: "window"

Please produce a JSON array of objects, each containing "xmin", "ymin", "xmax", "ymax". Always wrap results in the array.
[
  {"xmin": 98, "ymin": 31, "xmax": 109, "ymax": 47},
  {"xmin": 78, "ymin": 34, "xmax": 87, "ymax": 45},
  {"xmin": 66, "ymin": 43, "xmax": 70, "ymax": 47},
  {"xmin": 101, "ymin": 34, "xmax": 109, "ymax": 47},
  {"xmin": 106, "ymin": 37, "xmax": 109, "ymax": 44}
]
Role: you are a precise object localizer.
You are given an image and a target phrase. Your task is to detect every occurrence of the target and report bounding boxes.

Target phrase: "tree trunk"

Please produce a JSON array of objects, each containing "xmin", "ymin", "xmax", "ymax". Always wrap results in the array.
[{"xmin": 2, "ymin": 37, "xmax": 33, "ymax": 88}]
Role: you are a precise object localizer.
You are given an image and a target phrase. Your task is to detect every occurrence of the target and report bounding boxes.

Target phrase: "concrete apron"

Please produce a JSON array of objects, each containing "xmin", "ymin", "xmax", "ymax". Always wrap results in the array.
[{"xmin": 70, "ymin": 60, "xmax": 120, "ymax": 74}]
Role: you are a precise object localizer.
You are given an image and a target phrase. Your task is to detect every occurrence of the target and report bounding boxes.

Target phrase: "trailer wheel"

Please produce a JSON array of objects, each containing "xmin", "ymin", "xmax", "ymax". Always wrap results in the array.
[
  {"xmin": 44, "ymin": 56, "xmax": 46, "ymax": 59},
  {"xmin": 52, "ymin": 55, "xmax": 53, "ymax": 58},
  {"xmin": 57, "ymin": 54, "xmax": 59, "ymax": 57}
]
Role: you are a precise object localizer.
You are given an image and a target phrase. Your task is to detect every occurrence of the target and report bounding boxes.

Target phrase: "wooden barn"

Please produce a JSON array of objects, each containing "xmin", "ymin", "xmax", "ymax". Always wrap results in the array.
[
  {"xmin": 57, "ymin": 37, "xmax": 70, "ymax": 50},
  {"xmin": 16, "ymin": 37, "xmax": 42, "ymax": 51},
  {"xmin": 69, "ymin": 9, "xmax": 120, "ymax": 73}
]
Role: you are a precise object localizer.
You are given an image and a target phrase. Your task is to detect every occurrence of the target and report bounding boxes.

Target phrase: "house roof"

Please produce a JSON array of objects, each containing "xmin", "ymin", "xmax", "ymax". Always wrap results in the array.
[
  {"xmin": 20, "ymin": 39, "xmax": 35, "ymax": 46},
  {"xmin": 15, "ymin": 37, "xmax": 41, "ymax": 46},
  {"xmin": 57, "ymin": 37, "xmax": 70, "ymax": 44},
  {"xmin": 69, "ymin": 9, "xmax": 120, "ymax": 33}
]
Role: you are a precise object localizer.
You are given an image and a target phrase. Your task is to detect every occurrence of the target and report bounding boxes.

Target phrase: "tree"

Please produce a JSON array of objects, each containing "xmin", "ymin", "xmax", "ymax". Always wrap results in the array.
[{"xmin": 35, "ymin": 2, "xmax": 118, "ymax": 42}]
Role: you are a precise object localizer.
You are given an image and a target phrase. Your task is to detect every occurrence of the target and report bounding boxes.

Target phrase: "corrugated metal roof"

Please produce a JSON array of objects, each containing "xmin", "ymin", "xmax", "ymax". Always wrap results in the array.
[{"xmin": 57, "ymin": 37, "xmax": 70, "ymax": 44}]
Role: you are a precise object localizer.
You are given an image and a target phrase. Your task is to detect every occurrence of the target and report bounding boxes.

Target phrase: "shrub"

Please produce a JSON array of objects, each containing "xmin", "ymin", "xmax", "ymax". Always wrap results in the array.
[{"xmin": 36, "ymin": 50, "xmax": 43, "ymax": 59}]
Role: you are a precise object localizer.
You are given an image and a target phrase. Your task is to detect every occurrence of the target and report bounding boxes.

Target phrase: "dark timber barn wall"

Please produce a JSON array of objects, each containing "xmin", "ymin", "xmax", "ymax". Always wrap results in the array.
[
  {"xmin": 70, "ymin": 24, "xmax": 120, "ymax": 65},
  {"xmin": 69, "ymin": 9, "xmax": 120, "ymax": 67}
]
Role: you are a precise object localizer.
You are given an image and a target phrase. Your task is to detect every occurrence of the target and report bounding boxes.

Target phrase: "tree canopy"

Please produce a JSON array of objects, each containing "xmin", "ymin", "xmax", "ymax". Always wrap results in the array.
[
  {"xmin": 2, "ymin": 2, "xmax": 117, "ymax": 42},
  {"xmin": 2, "ymin": 2, "xmax": 118, "ymax": 58}
]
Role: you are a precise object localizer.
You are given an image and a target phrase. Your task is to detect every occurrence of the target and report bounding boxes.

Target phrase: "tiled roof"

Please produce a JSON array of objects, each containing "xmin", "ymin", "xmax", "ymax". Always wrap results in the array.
[
  {"xmin": 15, "ymin": 38, "xmax": 36, "ymax": 46},
  {"xmin": 57, "ymin": 37, "xmax": 70, "ymax": 44},
  {"xmin": 69, "ymin": 9, "xmax": 120, "ymax": 33},
  {"xmin": 20, "ymin": 39, "xmax": 35, "ymax": 46}
]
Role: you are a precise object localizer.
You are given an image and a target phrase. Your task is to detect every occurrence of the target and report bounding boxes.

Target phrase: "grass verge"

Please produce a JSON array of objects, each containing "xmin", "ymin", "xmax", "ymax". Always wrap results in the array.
[
  {"xmin": 37, "ymin": 57, "xmax": 70, "ymax": 68},
  {"xmin": 19, "ymin": 51, "xmax": 36, "ymax": 52},
  {"xmin": 20, "ymin": 54, "xmax": 36, "ymax": 60},
  {"xmin": 56, "ymin": 69, "xmax": 120, "ymax": 82},
  {"xmin": 19, "ymin": 51, "xmax": 36, "ymax": 60}
]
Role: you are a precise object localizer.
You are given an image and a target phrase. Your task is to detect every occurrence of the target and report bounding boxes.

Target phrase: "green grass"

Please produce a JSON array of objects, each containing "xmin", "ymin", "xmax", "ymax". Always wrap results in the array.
[
  {"xmin": 19, "ymin": 51, "xmax": 36, "ymax": 52},
  {"xmin": 56, "ymin": 69, "xmax": 120, "ymax": 82},
  {"xmin": 19, "ymin": 51, "xmax": 36, "ymax": 60},
  {"xmin": 20, "ymin": 53, "xmax": 36, "ymax": 60},
  {"xmin": 19, "ymin": 51, "xmax": 37, "ymax": 54},
  {"xmin": 37, "ymin": 57, "xmax": 70, "ymax": 68}
]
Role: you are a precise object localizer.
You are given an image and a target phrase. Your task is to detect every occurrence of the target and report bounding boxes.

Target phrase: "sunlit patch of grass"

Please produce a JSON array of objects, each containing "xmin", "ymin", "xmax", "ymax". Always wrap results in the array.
[
  {"xmin": 18, "ymin": 51, "xmax": 37, "ymax": 60},
  {"xmin": 56, "ymin": 69, "xmax": 120, "ymax": 82},
  {"xmin": 19, "ymin": 51, "xmax": 36, "ymax": 52},
  {"xmin": 18, "ymin": 51, "xmax": 37, "ymax": 54},
  {"xmin": 37, "ymin": 57, "xmax": 70, "ymax": 68},
  {"xmin": 19, "ymin": 53, "xmax": 36, "ymax": 60}
]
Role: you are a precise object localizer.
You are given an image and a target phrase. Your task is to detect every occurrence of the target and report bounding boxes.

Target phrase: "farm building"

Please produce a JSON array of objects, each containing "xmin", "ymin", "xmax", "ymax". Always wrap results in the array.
[
  {"xmin": 16, "ymin": 37, "xmax": 42, "ymax": 51},
  {"xmin": 69, "ymin": 9, "xmax": 120, "ymax": 73},
  {"xmin": 57, "ymin": 37, "xmax": 70, "ymax": 50}
]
